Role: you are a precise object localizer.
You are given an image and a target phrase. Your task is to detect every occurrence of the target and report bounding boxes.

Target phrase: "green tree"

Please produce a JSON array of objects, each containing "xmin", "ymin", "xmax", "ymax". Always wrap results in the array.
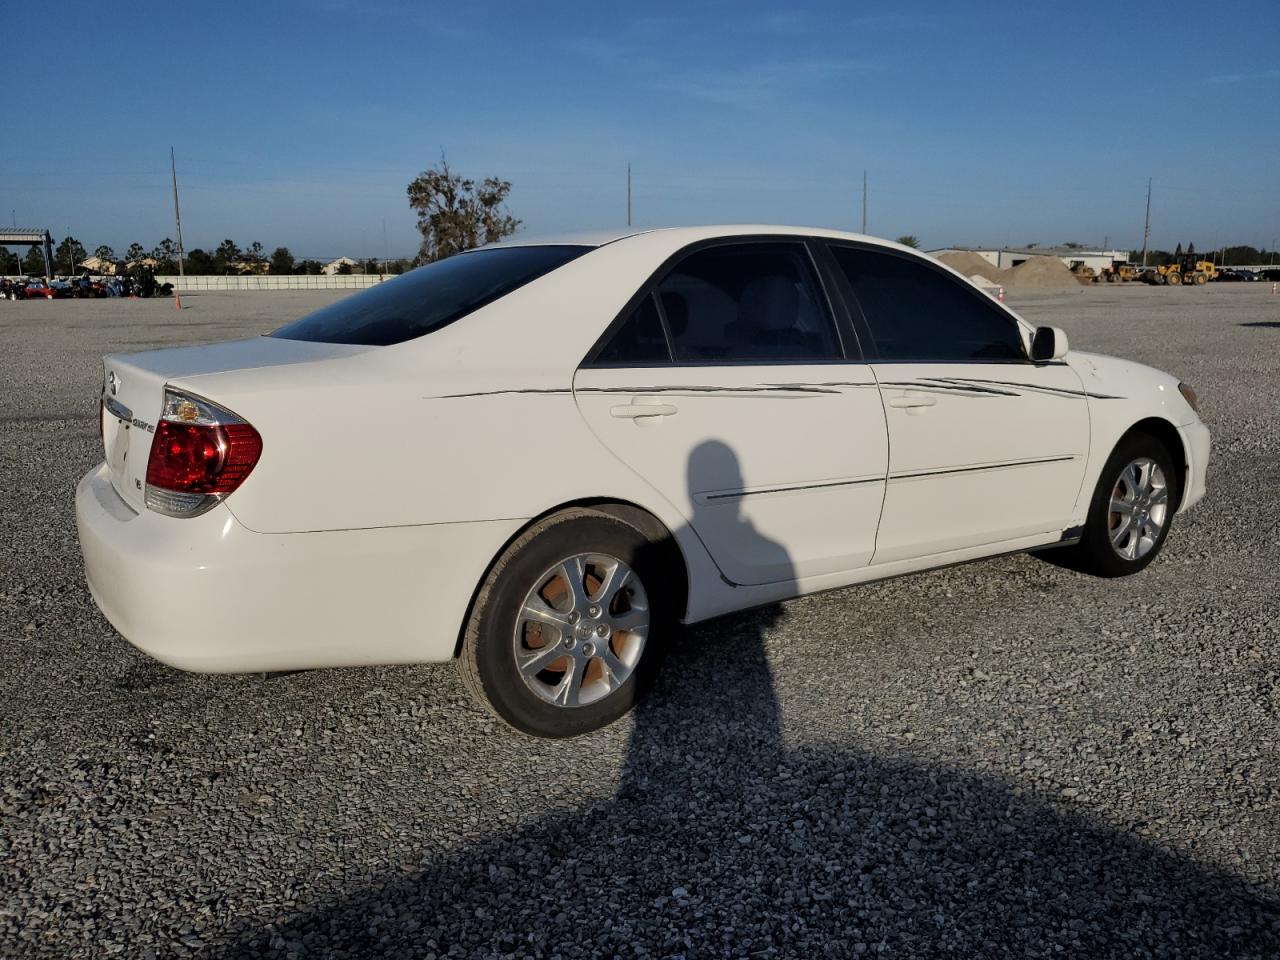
[
  {"xmin": 406, "ymin": 154, "xmax": 520, "ymax": 264},
  {"xmin": 1186, "ymin": 241, "xmax": 1195, "ymax": 257},
  {"xmin": 186, "ymin": 249, "xmax": 216, "ymax": 274},
  {"xmin": 895, "ymin": 235, "xmax": 920, "ymax": 249},
  {"xmin": 93, "ymin": 244, "xmax": 116, "ymax": 264},
  {"xmin": 151, "ymin": 238, "xmax": 179, "ymax": 273},
  {"xmin": 57, "ymin": 236, "xmax": 88, "ymax": 275},
  {"xmin": 1062, "ymin": 241, "xmax": 1083, "ymax": 250},
  {"xmin": 246, "ymin": 241, "xmax": 265, "ymax": 265},
  {"xmin": 298, "ymin": 259, "xmax": 323, "ymax": 275},
  {"xmin": 389, "ymin": 259, "xmax": 408, "ymax": 275},
  {"xmin": 269, "ymin": 247, "xmax": 296, "ymax": 275},
  {"xmin": 1, "ymin": 247, "xmax": 21, "ymax": 273},
  {"xmin": 1173, "ymin": 243, "xmax": 1183, "ymax": 258},
  {"xmin": 214, "ymin": 239, "xmax": 241, "ymax": 273},
  {"xmin": 1220, "ymin": 245, "xmax": 1261, "ymax": 266},
  {"xmin": 125, "ymin": 242, "xmax": 147, "ymax": 264},
  {"xmin": 336, "ymin": 260, "xmax": 353, "ymax": 275},
  {"xmin": 22, "ymin": 247, "xmax": 48, "ymax": 275}
]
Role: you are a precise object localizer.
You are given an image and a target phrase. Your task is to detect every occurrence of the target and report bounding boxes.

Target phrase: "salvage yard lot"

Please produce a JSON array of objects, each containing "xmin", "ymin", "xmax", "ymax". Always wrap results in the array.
[{"xmin": 2, "ymin": 284, "xmax": 1278, "ymax": 957}]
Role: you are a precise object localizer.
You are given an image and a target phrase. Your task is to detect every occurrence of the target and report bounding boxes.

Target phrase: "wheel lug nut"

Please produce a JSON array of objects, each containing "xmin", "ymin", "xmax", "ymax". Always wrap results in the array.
[
  {"xmin": 596, "ymin": 624, "xmax": 609, "ymax": 637},
  {"xmin": 567, "ymin": 611, "xmax": 579, "ymax": 624},
  {"xmin": 583, "ymin": 643, "xmax": 595, "ymax": 657},
  {"xmin": 588, "ymin": 605, "xmax": 601, "ymax": 618}
]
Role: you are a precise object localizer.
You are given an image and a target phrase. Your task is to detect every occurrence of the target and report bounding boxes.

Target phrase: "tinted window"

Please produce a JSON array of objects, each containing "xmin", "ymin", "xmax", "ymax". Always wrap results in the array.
[
  {"xmin": 271, "ymin": 245, "xmax": 590, "ymax": 346},
  {"xmin": 830, "ymin": 246, "xmax": 1025, "ymax": 362},
  {"xmin": 594, "ymin": 294, "xmax": 671, "ymax": 364},
  {"xmin": 656, "ymin": 243, "xmax": 841, "ymax": 362}
]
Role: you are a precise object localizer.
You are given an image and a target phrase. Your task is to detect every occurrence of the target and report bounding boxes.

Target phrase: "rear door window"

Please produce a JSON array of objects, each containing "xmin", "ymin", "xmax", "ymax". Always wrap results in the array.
[
  {"xmin": 592, "ymin": 294, "xmax": 672, "ymax": 364},
  {"xmin": 271, "ymin": 245, "xmax": 590, "ymax": 346},
  {"xmin": 655, "ymin": 243, "xmax": 842, "ymax": 362}
]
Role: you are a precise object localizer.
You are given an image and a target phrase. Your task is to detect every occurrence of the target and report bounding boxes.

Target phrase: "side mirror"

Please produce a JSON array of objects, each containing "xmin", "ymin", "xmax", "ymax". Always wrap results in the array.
[{"xmin": 1031, "ymin": 326, "xmax": 1069, "ymax": 362}]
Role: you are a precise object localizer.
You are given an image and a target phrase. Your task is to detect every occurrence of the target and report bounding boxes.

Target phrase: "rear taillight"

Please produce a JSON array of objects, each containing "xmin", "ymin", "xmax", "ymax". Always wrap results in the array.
[{"xmin": 145, "ymin": 389, "xmax": 262, "ymax": 517}]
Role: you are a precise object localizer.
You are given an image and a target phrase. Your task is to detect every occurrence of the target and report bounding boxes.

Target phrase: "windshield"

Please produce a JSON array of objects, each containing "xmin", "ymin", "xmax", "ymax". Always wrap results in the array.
[{"xmin": 270, "ymin": 245, "xmax": 591, "ymax": 346}]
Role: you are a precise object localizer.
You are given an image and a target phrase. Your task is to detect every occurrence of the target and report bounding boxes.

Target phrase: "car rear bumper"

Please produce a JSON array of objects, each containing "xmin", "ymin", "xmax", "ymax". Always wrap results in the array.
[
  {"xmin": 1177, "ymin": 419, "xmax": 1210, "ymax": 512},
  {"xmin": 75, "ymin": 462, "xmax": 523, "ymax": 673}
]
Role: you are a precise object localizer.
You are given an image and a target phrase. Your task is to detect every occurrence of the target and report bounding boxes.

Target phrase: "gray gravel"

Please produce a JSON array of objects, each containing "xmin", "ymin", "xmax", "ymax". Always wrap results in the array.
[{"xmin": 2, "ymin": 285, "xmax": 1278, "ymax": 958}]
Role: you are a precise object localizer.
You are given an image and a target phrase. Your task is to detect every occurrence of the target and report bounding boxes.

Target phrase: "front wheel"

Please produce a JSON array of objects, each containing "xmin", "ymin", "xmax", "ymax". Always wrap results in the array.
[
  {"xmin": 1049, "ymin": 434, "xmax": 1177, "ymax": 577},
  {"xmin": 458, "ymin": 508, "xmax": 675, "ymax": 737}
]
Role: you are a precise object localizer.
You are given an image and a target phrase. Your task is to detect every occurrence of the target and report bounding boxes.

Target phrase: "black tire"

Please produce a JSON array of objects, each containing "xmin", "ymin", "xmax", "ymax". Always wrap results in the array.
[
  {"xmin": 1049, "ymin": 433, "xmax": 1178, "ymax": 578},
  {"xmin": 457, "ymin": 508, "xmax": 676, "ymax": 738}
]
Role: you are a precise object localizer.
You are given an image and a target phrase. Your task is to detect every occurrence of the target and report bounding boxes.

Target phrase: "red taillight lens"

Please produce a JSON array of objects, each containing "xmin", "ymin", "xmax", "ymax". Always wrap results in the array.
[
  {"xmin": 146, "ymin": 420, "xmax": 262, "ymax": 494},
  {"xmin": 144, "ymin": 389, "xmax": 262, "ymax": 517}
]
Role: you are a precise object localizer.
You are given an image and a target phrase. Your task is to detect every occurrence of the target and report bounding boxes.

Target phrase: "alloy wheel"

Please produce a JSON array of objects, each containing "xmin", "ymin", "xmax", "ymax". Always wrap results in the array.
[
  {"xmin": 1108, "ymin": 457, "xmax": 1169, "ymax": 561},
  {"xmin": 512, "ymin": 553, "xmax": 649, "ymax": 708}
]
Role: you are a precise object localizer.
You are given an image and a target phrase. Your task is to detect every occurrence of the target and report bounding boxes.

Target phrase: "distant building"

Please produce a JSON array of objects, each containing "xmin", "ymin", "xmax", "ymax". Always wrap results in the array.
[
  {"xmin": 79, "ymin": 256, "xmax": 118, "ymax": 275},
  {"xmin": 229, "ymin": 259, "xmax": 269, "ymax": 275},
  {"xmin": 321, "ymin": 257, "xmax": 358, "ymax": 275},
  {"xmin": 929, "ymin": 246, "xmax": 1130, "ymax": 275}
]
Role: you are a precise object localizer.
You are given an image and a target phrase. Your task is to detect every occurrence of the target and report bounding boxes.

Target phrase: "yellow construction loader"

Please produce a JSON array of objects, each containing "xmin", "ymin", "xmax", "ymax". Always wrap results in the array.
[
  {"xmin": 1098, "ymin": 261, "xmax": 1140, "ymax": 282},
  {"xmin": 1155, "ymin": 256, "xmax": 1217, "ymax": 286}
]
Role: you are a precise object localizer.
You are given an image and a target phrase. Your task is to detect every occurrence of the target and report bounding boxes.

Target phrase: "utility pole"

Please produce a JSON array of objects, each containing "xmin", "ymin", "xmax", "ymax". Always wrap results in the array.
[
  {"xmin": 1140, "ymin": 178, "xmax": 1152, "ymax": 267},
  {"xmin": 626, "ymin": 164, "xmax": 632, "ymax": 227},
  {"xmin": 382, "ymin": 218, "xmax": 388, "ymax": 275},
  {"xmin": 861, "ymin": 170, "xmax": 868, "ymax": 234},
  {"xmin": 170, "ymin": 147, "xmax": 186, "ymax": 277}
]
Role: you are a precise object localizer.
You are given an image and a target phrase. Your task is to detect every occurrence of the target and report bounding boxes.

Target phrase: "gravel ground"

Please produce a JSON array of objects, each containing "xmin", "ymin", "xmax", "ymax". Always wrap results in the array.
[{"xmin": 1, "ymin": 285, "xmax": 1278, "ymax": 958}]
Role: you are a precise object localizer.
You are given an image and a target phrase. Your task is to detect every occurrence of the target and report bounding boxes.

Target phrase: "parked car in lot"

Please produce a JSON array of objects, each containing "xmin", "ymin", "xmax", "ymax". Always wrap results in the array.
[
  {"xmin": 23, "ymin": 279, "xmax": 61, "ymax": 299},
  {"xmin": 1214, "ymin": 269, "xmax": 1256, "ymax": 282},
  {"xmin": 76, "ymin": 226, "xmax": 1210, "ymax": 737}
]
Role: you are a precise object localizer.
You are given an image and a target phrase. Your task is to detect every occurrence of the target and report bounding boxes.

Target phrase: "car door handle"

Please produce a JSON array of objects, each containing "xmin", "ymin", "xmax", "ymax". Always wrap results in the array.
[
  {"xmin": 887, "ymin": 394, "xmax": 937, "ymax": 409},
  {"xmin": 610, "ymin": 401, "xmax": 678, "ymax": 420}
]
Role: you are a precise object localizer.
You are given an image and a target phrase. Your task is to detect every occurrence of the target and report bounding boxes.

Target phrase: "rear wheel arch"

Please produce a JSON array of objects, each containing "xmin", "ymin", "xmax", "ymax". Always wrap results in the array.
[
  {"xmin": 1116, "ymin": 417, "xmax": 1189, "ymax": 509},
  {"xmin": 451, "ymin": 497, "xmax": 690, "ymax": 659}
]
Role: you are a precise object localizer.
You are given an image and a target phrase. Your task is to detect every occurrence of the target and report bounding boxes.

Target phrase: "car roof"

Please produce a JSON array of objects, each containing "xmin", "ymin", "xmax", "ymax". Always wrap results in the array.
[{"xmin": 485, "ymin": 225, "xmax": 918, "ymax": 255}]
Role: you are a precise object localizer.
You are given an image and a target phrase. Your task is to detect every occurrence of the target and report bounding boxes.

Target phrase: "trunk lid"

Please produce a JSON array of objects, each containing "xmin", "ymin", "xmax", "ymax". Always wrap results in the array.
[{"xmin": 100, "ymin": 336, "xmax": 376, "ymax": 513}]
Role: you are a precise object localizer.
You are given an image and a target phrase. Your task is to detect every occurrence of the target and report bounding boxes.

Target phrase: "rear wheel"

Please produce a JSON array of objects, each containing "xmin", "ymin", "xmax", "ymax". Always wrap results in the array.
[
  {"xmin": 1050, "ymin": 433, "xmax": 1177, "ymax": 577},
  {"xmin": 458, "ymin": 508, "xmax": 675, "ymax": 737}
]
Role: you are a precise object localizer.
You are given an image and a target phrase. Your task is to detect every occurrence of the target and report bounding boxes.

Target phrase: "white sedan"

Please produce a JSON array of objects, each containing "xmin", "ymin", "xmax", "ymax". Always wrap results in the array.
[{"xmin": 76, "ymin": 226, "xmax": 1210, "ymax": 737}]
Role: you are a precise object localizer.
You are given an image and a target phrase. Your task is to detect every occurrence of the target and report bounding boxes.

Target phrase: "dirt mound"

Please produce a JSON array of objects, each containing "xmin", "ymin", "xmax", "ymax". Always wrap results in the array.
[
  {"xmin": 937, "ymin": 251, "xmax": 1000, "ymax": 278},
  {"xmin": 936, "ymin": 251, "xmax": 1079, "ymax": 289},
  {"xmin": 1006, "ymin": 255, "xmax": 1078, "ymax": 288}
]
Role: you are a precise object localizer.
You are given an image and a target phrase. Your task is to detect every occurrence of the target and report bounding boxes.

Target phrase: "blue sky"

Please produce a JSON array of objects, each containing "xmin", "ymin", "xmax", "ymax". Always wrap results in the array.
[{"xmin": 7, "ymin": 0, "xmax": 1277, "ymax": 258}]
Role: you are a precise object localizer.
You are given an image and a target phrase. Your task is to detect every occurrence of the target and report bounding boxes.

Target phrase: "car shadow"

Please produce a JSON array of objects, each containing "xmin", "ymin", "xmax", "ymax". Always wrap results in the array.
[
  {"xmin": 1239, "ymin": 321, "xmax": 1280, "ymax": 329},
  {"xmin": 209, "ymin": 441, "xmax": 1279, "ymax": 957}
]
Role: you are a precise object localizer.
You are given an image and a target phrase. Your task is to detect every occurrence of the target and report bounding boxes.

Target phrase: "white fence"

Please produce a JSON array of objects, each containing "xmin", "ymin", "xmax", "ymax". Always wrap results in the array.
[{"xmin": 156, "ymin": 274, "xmax": 389, "ymax": 292}]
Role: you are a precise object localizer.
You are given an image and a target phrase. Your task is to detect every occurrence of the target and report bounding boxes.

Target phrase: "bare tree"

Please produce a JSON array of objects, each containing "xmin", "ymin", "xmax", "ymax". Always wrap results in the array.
[{"xmin": 406, "ymin": 154, "xmax": 520, "ymax": 264}]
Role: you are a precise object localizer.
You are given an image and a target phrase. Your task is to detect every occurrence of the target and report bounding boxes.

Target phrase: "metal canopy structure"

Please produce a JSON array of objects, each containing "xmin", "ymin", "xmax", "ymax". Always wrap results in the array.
[{"xmin": 0, "ymin": 228, "xmax": 55, "ymax": 276}]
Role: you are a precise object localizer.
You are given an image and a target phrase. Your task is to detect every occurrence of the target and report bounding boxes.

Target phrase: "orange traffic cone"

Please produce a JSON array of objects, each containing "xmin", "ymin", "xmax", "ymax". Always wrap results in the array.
[
  {"xmin": 174, "ymin": 292, "xmax": 182, "ymax": 310},
  {"xmin": 998, "ymin": 286, "xmax": 1005, "ymax": 303}
]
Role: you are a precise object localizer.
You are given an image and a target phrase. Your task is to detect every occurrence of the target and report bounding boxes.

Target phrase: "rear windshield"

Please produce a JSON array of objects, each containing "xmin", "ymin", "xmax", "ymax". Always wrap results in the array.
[{"xmin": 270, "ymin": 245, "xmax": 591, "ymax": 346}]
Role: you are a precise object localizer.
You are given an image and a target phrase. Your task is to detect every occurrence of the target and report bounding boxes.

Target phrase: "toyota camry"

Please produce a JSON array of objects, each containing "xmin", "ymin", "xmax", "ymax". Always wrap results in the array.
[{"xmin": 76, "ymin": 226, "xmax": 1210, "ymax": 737}]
